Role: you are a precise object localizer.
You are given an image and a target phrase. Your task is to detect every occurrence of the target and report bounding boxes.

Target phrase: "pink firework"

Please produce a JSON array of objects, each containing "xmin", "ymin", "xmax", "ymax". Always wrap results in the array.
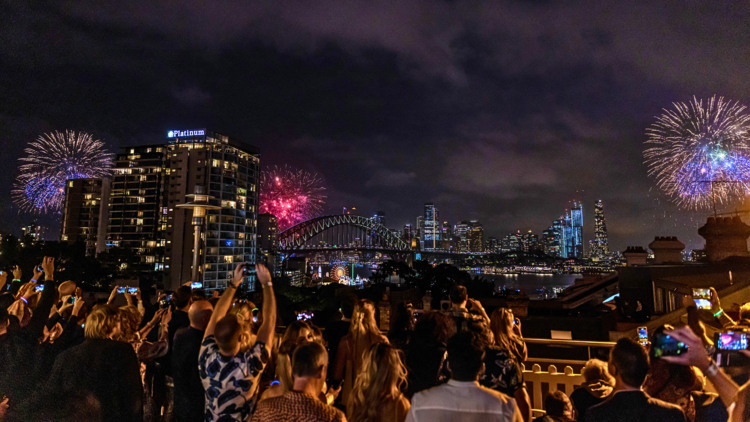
[{"xmin": 260, "ymin": 166, "xmax": 326, "ymax": 230}]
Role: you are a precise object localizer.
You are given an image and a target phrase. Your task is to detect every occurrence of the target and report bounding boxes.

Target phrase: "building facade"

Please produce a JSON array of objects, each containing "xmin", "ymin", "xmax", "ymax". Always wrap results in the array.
[
  {"xmin": 467, "ymin": 221, "xmax": 483, "ymax": 253},
  {"xmin": 571, "ymin": 202, "xmax": 584, "ymax": 259},
  {"xmin": 61, "ymin": 178, "xmax": 112, "ymax": 256},
  {"xmin": 423, "ymin": 203, "xmax": 440, "ymax": 251},
  {"xmin": 590, "ymin": 200, "xmax": 609, "ymax": 261}
]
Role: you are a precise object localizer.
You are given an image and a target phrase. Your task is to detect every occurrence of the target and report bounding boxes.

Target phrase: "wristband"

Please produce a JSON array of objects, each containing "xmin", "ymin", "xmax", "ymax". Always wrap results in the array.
[
  {"xmin": 270, "ymin": 380, "xmax": 280, "ymax": 387},
  {"xmin": 714, "ymin": 309, "xmax": 724, "ymax": 318},
  {"xmin": 19, "ymin": 297, "xmax": 27, "ymax": 304},
  {"xmin": 705, "ymin": 361, "xmax": 720, "ymax": 378},
  {"xmin": 12, "ymin": 279, "xmax": 20, "ymax": 282},
  {"xmin": 30, "ymin": 279, "xmax": 37, "ymax": 283}
]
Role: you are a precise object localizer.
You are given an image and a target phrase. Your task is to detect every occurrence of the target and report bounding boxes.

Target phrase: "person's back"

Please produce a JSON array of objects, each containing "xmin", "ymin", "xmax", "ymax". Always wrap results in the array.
[
  {"xmin": 584, "ymin": 338, "xmax": 685, "ymax": 422},
  {"xmin": 172, "ymin": 326, "xmax": 208, "ymax": 422},
  {"xmin": 569, "ymin": 359, "xmax": 613, "ymax": 421},
  {"xmin": 48, "ymin": 337, "xmax": 143, "ymax": 422},
  {"xmin": 405, "ymin": 331, "xmax": 522, "ymax": 422},
  {"xmin": 252, "ymin": 342, "xmax": 345, "ymax": 422}
]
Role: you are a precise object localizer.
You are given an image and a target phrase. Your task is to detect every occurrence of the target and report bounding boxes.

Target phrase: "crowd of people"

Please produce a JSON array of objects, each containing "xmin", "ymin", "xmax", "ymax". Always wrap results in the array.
[{"xmin": 2, "ymin": 258, "xmax": 750, "ymax": 421}]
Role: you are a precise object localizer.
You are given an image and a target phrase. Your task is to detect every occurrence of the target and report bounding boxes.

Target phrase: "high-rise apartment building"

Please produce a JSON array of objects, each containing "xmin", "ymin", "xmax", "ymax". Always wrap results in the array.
[
  {"xmin": 416, "ymin": 216, "xmax": 424, "ymax": 239},
  {"xmin": 258, "ymin": 213, "xmax": 278, "ymax": 270},
  {"xmin": 21, "ymin": 221, "xmax": 46, "ymax": 242},
  {"xmin": 163, "ymin": 129, "xmax": 260, "ymax": 290},
  {"xmin": 520, "ymin": 230, "xmax": 538, "ymax": 253},
  {"xmin": 108, "ymin": 145, "xmax": 168, "ymax": 273},
  {"xmin": 590, "ymin": 200, "xmax": 609, "ymax": 261},
  {"xmin": 61, "ymin": 178, "xmax": 111, "ymax": 256},
  {"xmin": 455, "ymin": 221, "xmax": 469, "ymax": 253},
  {"xmin": 467, "ymin": 221, "xmax": 484, "ymax": 253},
  {"xmin": 487, "ymin": 236, "xmax": 498, "ymax": 253},
  {"xmin": 500, "ymin": 232, "xmax": 520, "ymax": 253},
  {"xmin": 402, "ymin": 224, "xmax": 413, "ymax": 241},
  {"xmin": 542, "ymin": 226, "xmax": 560, "ymax": 257}
]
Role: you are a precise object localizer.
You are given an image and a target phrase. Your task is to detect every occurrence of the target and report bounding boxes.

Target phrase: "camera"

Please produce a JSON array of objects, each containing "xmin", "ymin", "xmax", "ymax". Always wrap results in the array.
[
  {"xmin": 651, "ymin": 332, "xmax": 688, "ymax": 358},
  {"xmin": 692, "ymin": 288, "xmax": 712, "ymax": 310}
]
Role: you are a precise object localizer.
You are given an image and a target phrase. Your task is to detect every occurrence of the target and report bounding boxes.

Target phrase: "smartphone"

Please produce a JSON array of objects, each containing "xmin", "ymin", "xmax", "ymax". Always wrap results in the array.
[
  {"xmin": 127, "ymin": 287, "xmax": 138, "ymax": 294},
  {"xmin": 252, "ymin": 308, "xmax": 259, "ymax": 323},
  {"xmin": 71, "ymin": 297, "xmax": 76, "ymax": 304},
  {"xmin": 638, "ymin": 327, "xmax": 648, "ymax": 340},
  {"xmin": 651, "ymin": 332, "xmax": 688, "ymax": 358},
  {"xmin": 514, "ymin": 318, "xmax": 519, "ymax": 326},
  {"xmin": 717, "ymin": 331, "xmax": 750, "ymax": 351},
  {"xmin": 159, "ymin": 299, "xmax": 169, "ymax": 310},
  {"xmin": 35, "ymin": 284, "xmax": 44, "ymax": 292},
  {"xmin": 330, "ymin": 379, "xmax": 344, "ymax": 390},
  {"xmin": 37, "ymin": 266, "xmax": 43, "ymax": 273},
  {"xmin": 693, "ymin": 288, "xmax": 712, "ymax": 310},
  {"xmin": 191, "ymin": 282, "xmax": 202, "ymax": 289},
  {"xmin": 116, "ymin": 286, "xmax": 127, "ymax": 294},
  {"xmin": 242, "ymin": 263, "xmax": 254, "ymax": 277}
]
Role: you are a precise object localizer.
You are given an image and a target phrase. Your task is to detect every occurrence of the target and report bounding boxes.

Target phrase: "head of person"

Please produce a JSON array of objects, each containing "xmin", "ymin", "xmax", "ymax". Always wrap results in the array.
[
  {"xmin": 489, "ymin": 308, "xmax": 520, "ymax": 352},
  {"xmin": 188, "ymin": 300, "xmax": 214, "ymax": 331},
  {"xmin": 350, "ymin": 299, "xmax": 380, "ymax": 336},
  {"xmin": 84, "ymin": 305, "xmax": 121, "ymax": 340},
  {"xmin": 281, "ymin": 320, "xmax": 313, "ymax": 345},
  {"xmin": 739, "ymin": 302, "xmax": 750, "ymax": 322},
  {"xmin": 228, "ymin": 299, "xmax": 256, "ymax": 352},
  {"xmin": 644, "ymin": 326, "xmax": 703, "ymax": 405},
  {"xmin": 292, "ymin": 341, "xmax": 328, "ymax": 391},
  {"xmin": 191, "ymin": 290, "xmax": 207, "ymax": 302},
  {"xmin": 412, "ymin": 311, "xmax": 455, "ymax": 345},
  {"xmin": 310, "ymin": 324, "xmax": 324, "ymax": 344},
  {"xmin": 609, "ymin": 338, "xmax": 650, "ymax": 389},
  {"xmin": 449, "ymin": 284, "xmax": 468, "ymax": 307},
  {"xmin": 582, "ymin": 358, "xmax": 614, "ymax": 385},
  {"xmin": 173, "ymin": 285, "xmax": 192, "ymax": 310},
  {"xmin": 447, "ymin": 330, "xmax": 485, "ymax": 381},
  {"xmin": 214, "ymin": 314, "xmax": 243, "ymax": 355},
  {"xmin": 389, "ymin": 302, "xmax": 415, "ymax": 336},
  {"xmin": 341, "ymin": 294, "xmax": 357, "ymax": 320},
  {"xmin": 544, "ymin": 390, "xmax": 573, "ymax": 419},
  {"xmin": 276, "ymin": 338, "xmax": 302, "ymax": 392},
  {"xmin": 348, "ymin": 342, "xmax": 408, "ymax": 420},
  {"xmin": 117, "ymin": 305, "xmax": 143, "ymax": 343}
]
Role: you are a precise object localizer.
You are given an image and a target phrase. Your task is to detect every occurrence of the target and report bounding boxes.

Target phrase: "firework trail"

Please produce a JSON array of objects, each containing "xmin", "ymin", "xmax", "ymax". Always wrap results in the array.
[
  {"xmin": 12, "ymin": 130, "xmax": 114, "ymax": 213},
  {"xmin": 644, "ymin": 96, "xmax": 750, "ymax": 210},
  {"xmin": 259, "ymin": 165, "xmax": 326, "ymax": 230}
]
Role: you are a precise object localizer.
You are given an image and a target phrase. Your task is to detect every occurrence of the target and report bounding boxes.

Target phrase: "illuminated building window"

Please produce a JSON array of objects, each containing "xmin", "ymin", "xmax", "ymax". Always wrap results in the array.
[{"xmin": 223, "ymin": 255, "xmax": 233, "ymax": 263}]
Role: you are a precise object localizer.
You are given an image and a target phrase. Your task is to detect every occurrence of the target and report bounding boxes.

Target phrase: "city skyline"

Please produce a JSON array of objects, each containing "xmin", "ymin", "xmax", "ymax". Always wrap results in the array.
[{"xmin": 3, "ymin": 3, "xmax": 750, "ymax": 252}]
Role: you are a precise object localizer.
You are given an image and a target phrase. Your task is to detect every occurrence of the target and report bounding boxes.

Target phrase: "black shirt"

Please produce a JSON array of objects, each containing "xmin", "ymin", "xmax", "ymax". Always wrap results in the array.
[
  {"xmin": 479, "ymin": 346, "xmax": 524, "ymax": 397},
  {"xmin": 46, "ymin": 338, "xmax": 144, "ymax": 422},
  {"xmin": 324, "ymin": 320, "xmax": 350, "ymax": 378},
  {"xmin": 158, "ymin": 309, "xmax": 190, "ymax": 377},
  {"xmin": 585, "ymin": 391, "xmax": 686, "ymax": 422},
  {"xmin": 172, "ymin": 326, "xmax": 206, "ymax": 422}
]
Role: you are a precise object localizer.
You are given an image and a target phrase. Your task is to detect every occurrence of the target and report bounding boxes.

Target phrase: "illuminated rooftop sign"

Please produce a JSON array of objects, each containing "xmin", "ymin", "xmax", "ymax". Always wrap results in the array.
[{"xmin": 168, "ymin": 129, "xmax": 205, "ymax": 138}]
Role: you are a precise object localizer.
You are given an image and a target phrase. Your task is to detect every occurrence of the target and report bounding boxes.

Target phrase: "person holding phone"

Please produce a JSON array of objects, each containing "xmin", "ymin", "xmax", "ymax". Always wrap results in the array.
[{"xmin": 199, "ymin": 263, "xmax": 277, "ymax": 420}]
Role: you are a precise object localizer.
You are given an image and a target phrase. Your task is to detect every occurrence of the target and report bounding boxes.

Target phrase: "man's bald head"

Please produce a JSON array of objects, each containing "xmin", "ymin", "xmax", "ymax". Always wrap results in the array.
[{"xmin": 188, "ymin": 300, "xmax": 213, "ymax": 331}]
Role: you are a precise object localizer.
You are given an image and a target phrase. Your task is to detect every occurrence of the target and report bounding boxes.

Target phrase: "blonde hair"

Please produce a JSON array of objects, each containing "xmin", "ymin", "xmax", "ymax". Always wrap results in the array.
[
  {"xmin": 349, "ymin": 299, "xmax": 383, "ymax": 374},
  {"xmin": 85, "ymin": 305, "xmax": 120, "ymax": 340},
  {"xmin": 275, "ymin": 339, "xmax": 298, "ymax": 393},
  {"xmin": 489, "ymin": 308, "xmax": 524, "ymax": 362},
  {"xmin": 229, "ymin": 301, "xmax": 256, "ymax": 352},
  {"xmin": 348, "ymin": 342, "xmax": 408, "ymax": 422},
  {"xmin": 117, "ymin": 305, "xmax": 143, "ymax": 343}
]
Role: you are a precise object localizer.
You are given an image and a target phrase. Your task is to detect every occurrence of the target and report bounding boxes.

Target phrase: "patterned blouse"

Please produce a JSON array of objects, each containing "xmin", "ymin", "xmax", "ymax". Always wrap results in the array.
[
  {"xmin": 250, "ymin": 391, "xmax": 346, "ymax": 422},
  {"xmin": 199, "ymin": 335, "xmax": 269, "ymax": 422},
  {"xmin": 479, "ymin": 345, "xmax": 524, "ymax": 397}
]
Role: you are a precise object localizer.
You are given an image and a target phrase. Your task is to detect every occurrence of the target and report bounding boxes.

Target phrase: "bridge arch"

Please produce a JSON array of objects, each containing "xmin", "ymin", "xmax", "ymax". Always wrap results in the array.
[{"xmin": 278, "ymin": 214, "xmax": 410, "ymax": 251}]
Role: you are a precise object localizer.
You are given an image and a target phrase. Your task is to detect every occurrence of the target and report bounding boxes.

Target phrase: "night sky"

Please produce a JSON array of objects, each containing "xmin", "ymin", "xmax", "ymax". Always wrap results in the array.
[{"xmin": 2, "ymin": 2, "xmax": 750, "ymax": 251}]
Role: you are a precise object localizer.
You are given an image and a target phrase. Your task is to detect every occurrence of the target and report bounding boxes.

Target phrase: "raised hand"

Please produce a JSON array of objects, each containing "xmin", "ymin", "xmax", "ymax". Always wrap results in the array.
[
  {"xmin": 232, "ymin": 263, "xmax": 246, "ymax": 288},
  {"xmin": 12, "ymin": 265, "xmax": 21, "ymax": 280},
  {"xmin": 72, "ymin": 288, "xmax": 85, "ymax": 317},
  {"xmin": 32, "ymin": 265, "xmax": 43, "ymax": 282},
  {"xmin": 661, "ymin": 325, "xmax": 711, "ymax": 372},
  {"xmin": 41, "ymin": 257, "xmax": 54, "ymax": 279},
  {"xmin": 256, "ymin": 263, "xmax": 271, "ymax": 287},
  {"xmin": 161, "ymin": 307, "xmax": 173, "ymax": 325}
]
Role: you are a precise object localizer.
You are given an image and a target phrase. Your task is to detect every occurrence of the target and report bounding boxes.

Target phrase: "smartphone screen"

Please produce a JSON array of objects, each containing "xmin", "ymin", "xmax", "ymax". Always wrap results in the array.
[
  {"xmin": 127, "ymin": 288, "xmax": 138, "ymax": 294},
  {"xmin": 191, "ymin": 282, "xmax": 202, "ymax": 289},
  {"xmin": 718, "ymin": 331, "xmax": 750, "ymax": 350},
  {"xmin": 693, "ymin": 288, "xmax": 712, "ymax": 310},
  {"xmin": 35, "ymin": 284, "xmax": 44, "ymax": 292},
  {"xmin": 638, "ymin": 327, "xmax": 648, "ymax": 340},
  {"xmin": 651, "ymin": 332, "xmax": 688, "ymax": 358},
  {"xmin": 116, "ymin": 287, "xmax": 127, "ymax": 294}
]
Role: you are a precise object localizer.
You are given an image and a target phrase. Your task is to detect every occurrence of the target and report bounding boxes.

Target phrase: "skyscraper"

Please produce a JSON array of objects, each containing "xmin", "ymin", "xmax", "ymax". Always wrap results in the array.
[
  {"xmin": 402, "ymin": 224, "xmax": 413, "ymax": 241},
  {"xmin": 542, "ymin": 226, "xmax": 560, "ymax": 257},
  {"xmin": 571, "ymin": 202, "xmax": 584, "ymax": 259},
  {"xmin": 590, "ymin": 200, "xmax": 609, "ymax": 261},
  {"xmin": 375, "ymin": 211, "xmax": 386, "ymax": 227},
  {"xmin": 467, "ymin": 221, "xmax": 484, "ymax": 252},
  {"xmin": 423, "ymin": 203, "xmax": 440, "ymax": 251},
  {"xmin": 455, "ymin": 221, "xmax": 469, "ymax": 252}
]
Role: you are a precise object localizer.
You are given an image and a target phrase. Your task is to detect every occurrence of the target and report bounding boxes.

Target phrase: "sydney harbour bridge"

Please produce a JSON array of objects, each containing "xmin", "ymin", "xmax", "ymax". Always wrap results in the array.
[{"xmin": 277, "ymin": 214, "xmax": 479, "ymax": 264}]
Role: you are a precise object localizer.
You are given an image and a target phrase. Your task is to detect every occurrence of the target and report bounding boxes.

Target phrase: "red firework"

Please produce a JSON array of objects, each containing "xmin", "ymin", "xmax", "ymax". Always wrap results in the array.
[{"xmin": 260, "ymin": 165, "xmax": 326, "ymax": 230}]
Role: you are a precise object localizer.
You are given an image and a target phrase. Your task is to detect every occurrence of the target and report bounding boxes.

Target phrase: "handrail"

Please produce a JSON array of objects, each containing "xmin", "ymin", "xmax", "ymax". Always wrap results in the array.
[{"xmin": 524, "ymin": 338, "xmax": 616, "ymax": 348}]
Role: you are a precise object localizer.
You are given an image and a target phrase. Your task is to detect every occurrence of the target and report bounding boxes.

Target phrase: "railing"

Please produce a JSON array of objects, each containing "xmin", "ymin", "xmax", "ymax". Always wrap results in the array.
[{"xmin": 522, "ymin": 338, "xmax": 616, "ymax": 417}]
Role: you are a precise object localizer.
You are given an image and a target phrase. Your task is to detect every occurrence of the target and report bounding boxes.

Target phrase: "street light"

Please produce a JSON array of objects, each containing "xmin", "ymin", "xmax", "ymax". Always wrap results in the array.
[{"xmin": 176, "ymin": 185, "xmax": 221, "ymax": 284}]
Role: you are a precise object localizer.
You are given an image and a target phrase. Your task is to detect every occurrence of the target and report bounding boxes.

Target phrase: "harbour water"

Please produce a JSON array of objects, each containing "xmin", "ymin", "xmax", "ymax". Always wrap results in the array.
[{"xmin": 310, "ymin": 264, "xmax": 579, "ymax": 300}]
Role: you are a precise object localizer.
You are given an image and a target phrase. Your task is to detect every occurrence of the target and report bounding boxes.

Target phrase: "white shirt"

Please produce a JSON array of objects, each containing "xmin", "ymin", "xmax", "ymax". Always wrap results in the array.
[{"xmin": 405, "ymin": 379, "xmax": 522, "ymax": 422}]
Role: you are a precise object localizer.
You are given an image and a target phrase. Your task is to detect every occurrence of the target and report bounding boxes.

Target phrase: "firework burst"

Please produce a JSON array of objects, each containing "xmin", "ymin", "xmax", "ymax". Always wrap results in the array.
[
  {"xmin": 644, "ymin": 96, "xmax": 750, "ymax": 210},
  {"xmin": 259, "ymin": 165, "xmax": 326, "ymax": 230},
  {"xmin": 12, "ymin": 130, "xmax": 114, "ymax": 213}
]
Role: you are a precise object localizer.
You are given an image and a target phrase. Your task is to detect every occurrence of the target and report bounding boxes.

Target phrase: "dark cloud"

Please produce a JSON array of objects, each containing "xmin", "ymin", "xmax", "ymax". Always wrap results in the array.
[{"xmin": 1, "ymin": 1, "xmax": 749, "ymax": 251}]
